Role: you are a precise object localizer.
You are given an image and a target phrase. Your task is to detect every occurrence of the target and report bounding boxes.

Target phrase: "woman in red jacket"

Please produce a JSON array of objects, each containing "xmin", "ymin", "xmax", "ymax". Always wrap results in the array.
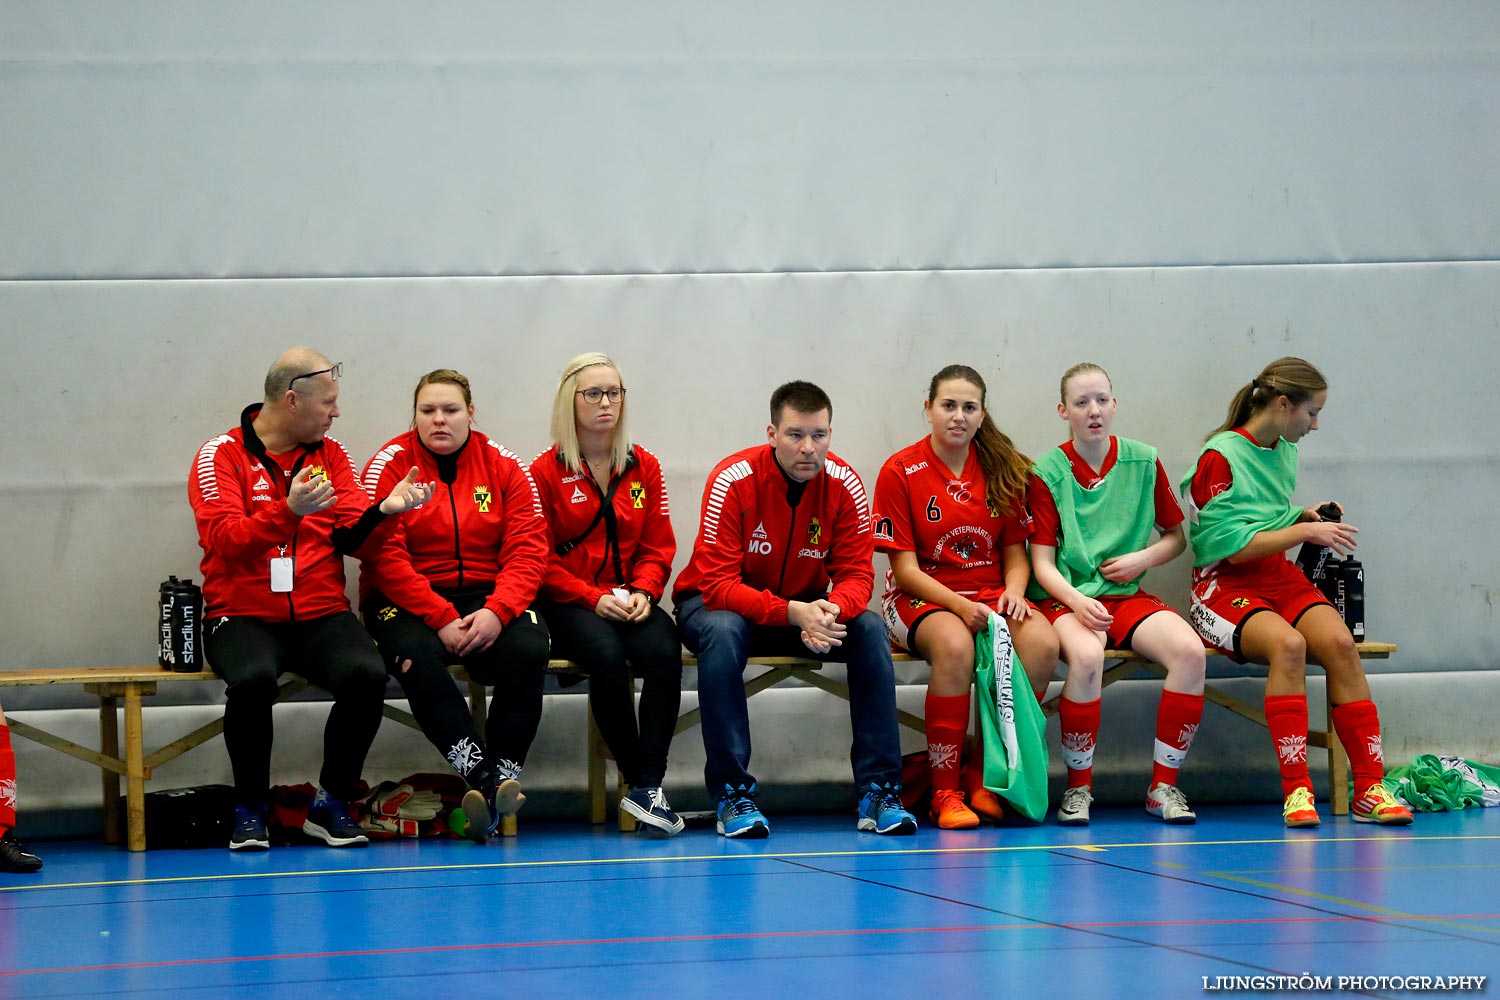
[
  {"xmin": 530, "ymin": 353, "xmax": 684, "ymax": 836},
  {"xmin": 360, "ymin": 370, "xmax": 551, "ymax": 842}
]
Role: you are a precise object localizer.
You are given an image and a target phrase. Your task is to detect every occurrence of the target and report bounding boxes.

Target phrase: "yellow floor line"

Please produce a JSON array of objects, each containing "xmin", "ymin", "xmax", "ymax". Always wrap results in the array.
[
  {"xmin": 1203, "ymin": 871, "xmax": 1500, "ymax": 937},
  {"xmin": 7, "ymin": 832, "xmax": 1497, "ymax": 894}
]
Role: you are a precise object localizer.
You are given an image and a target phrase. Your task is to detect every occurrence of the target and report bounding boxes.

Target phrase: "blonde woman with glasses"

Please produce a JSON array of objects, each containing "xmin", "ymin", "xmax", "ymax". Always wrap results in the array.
[{"xmin": 529, "ymin": 354, "xmax": 684, "ymax": 836}]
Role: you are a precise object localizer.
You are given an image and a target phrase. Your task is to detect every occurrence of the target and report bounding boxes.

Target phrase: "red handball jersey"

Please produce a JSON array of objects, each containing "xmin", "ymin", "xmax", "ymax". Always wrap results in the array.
[
  {"xmin": 529, "ymin": 444, "xmax": 676, "ymax": 609},
  {"xmin": 871, "ymin": 437, "xmax": 1030, "ymax": 594},
  {"xmin": 1027, "ymin": 438, "xmax": 1184, "ymax": 547},
  {"xmin": 1187, "ymin": 427, "xmax": 1258, "ymax": 510}
]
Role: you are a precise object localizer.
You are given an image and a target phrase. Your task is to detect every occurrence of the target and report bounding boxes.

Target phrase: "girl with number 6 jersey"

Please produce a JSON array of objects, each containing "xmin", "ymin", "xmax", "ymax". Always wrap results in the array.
[{"xmin": 872, "ymin": 365, "xmax": 1059, "ymax": 830}]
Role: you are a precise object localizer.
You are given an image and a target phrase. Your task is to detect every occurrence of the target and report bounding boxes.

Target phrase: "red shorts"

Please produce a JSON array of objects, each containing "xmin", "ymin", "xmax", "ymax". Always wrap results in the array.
[
  {"xmin": 1188, "ymin": 555, "xmax": 1333, "ymax": 661},
  {"xmin": 1034, "ymin": 590, "xmax": 1177, "ymax": 650},
  {"xmin": 881, "ymin": 586, "xmax": 1039, "ymax": 652}
]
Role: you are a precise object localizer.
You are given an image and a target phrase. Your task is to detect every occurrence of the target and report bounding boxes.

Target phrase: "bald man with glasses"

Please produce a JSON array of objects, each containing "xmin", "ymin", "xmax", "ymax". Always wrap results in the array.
[{"xmin": 190, "ymin": 348, "xmax": 433, "ymax": 851}]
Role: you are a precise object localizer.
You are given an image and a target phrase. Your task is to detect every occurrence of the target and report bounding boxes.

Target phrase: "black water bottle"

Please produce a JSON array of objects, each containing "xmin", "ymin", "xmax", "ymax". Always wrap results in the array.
[
  {"xmin": 1295, "ymin": 502, "xmax": 1342, "ymax": 592},
  {"xmin": 1339, "ymin": 557, "xmax": 1365, "ymax": 642},
  {"xmin": 157, "ymin": 576, "xmax": 181, "ymax": 669},
  {"xmin": 169, "ymin": 578, "xmax": 204, "ymax": 672}
]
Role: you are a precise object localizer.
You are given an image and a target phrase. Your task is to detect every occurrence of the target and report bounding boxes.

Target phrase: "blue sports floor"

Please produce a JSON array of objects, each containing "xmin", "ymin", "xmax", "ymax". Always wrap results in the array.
[{"xmin": 1, "ymin": 806, "xmax": 1495, "ymax": 1000}]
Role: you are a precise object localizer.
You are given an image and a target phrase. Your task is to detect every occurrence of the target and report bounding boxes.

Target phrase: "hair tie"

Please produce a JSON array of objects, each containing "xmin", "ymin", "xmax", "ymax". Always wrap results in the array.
[{"xmin": 1250, "ymin": 378, "xmax": 1262, "ymax": 391}]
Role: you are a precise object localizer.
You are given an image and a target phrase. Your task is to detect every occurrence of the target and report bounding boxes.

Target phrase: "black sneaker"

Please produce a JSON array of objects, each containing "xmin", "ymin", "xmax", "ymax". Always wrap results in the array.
[
  {"xmin": 621, "ymin": 786, "xmax": 685, "ymax": 838},
  {"xmin": 490, "ymin": 777, "xmax": 526, "ymax": 831},
  {"xmin": 228, "ymin": 805, "xmax": 270, "ymax": 851},
  {"xmin": 460, "ymin": 788, "xmax": 493, "ymax": 845},
  {"xmin": 303, "ymin": 792, "xmax": 369, "ymax": 848},
  {"xmin": 0, "ymin": 830, "xmax": 43, "ymax": 873}
]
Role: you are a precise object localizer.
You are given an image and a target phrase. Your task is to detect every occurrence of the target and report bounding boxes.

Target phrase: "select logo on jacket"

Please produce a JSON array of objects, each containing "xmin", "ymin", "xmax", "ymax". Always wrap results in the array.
[
  {"xmin": 473, "ymin": 485, "xmax": 491, "ymax": 513},
  {"xmin": 630, "ymin": 481, "xmax": 645, "ymax": 509},
  {"xmin": 571, "ymin": 486, "xmax": 588, "ymax": 504},
  {"xmin": 747, "ymin": 522, "xmax": 772, "ymax": 555},
  {"xmin": 252, "ymin": 474, "xmax": 271, "ymax": 492}
]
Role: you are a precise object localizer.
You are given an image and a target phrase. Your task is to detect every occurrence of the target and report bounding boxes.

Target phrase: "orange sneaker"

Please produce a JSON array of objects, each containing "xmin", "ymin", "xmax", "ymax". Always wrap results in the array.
[
  {"xmin": 1283, "ymin": 786, "xmax": 1321, "ymax": 828},
  {"xmin": 930, "ymin": 789, "xmax": 980, "ymax": 830},
  {"xmin": 1351, "ymin": 783, "xmax": 1414, "ymax": 826},
  {"xmin": 966, "ymin": 784, "xmax": 1007, "ymax": 823}
]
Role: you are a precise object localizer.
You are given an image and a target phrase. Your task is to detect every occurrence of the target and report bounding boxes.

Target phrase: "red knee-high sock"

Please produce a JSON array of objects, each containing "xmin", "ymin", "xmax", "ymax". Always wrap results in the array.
[
  {"xmin": 924, "ymin": 692, "xmax": 970, "ymax": 791},
  {"xmin": 1059, "ymin": 697, "xmax": 1101, "ymax": 789},
  {"xmin": 1151, "ymin": 690, "xmax": 1205, "ymax": 788},
  {"xmin": 0, "ymin": 722, "xmax": 17, "ymax": 835},
  {"xmin": 1264, "ymin": 693, "xmax": 1312, "ymax": 796},
  {"xmin": 1331, "ymin": 699, "xmax": 1386, "ymax": 791}
]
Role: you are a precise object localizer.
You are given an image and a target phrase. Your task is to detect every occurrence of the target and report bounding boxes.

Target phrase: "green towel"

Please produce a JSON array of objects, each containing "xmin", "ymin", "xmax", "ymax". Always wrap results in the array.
[
  {"xmin": 1381, "ymin": 754, "xmax": 1500, "ymax": 812},
  {"xmin": 974, "ymin": 612, "xmax": 1051, "ymax": 821}
]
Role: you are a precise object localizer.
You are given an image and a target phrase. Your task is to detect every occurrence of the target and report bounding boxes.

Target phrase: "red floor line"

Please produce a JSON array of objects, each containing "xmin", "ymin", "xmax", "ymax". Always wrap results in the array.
[{"xmin": 6, "ymin": 911, "xmax": 1497, "ymax": 978}]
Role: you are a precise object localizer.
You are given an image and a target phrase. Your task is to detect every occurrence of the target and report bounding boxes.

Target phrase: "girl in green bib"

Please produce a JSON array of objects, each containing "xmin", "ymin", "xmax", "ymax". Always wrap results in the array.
[
  {"xmin": 1027, "ymin": 363, "xmax": 1206, "ymax": 826},
  {"xmin": 1182, "ymin": 357, "xmax": 1410, "ymax": 828}
]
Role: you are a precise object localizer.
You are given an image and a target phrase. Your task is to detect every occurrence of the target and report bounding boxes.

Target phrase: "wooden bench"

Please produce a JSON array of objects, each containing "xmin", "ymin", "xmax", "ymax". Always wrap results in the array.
[
  {"xmin": 579, "ymin": 642, "xmax": 1397, "ymax": 829},
  {"xmin": 0, "ymin": 667, "xmax": 221, "ymax": 852},
  {"xmin": 0, "ymin": 641, "xmax": 1394, "ymax": 849},
  {"xmin": 0, "ymin": 665, "xmax": 518, "ymax": 850}
]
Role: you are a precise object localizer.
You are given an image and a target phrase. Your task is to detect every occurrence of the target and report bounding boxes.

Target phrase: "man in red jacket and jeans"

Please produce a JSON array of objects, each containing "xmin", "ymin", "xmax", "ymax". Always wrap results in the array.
[
  {"xmin": 190, "ymin": 348, "xmax": 432, "ymax": 851},
  {"xmin": 673, "ymin": 381, "xmax": 916, "ymax": 838}
]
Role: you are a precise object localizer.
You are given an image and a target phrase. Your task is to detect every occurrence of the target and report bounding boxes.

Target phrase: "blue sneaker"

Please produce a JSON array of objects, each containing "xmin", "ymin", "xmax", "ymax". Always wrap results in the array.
[
  {"xmin": 857, "ymin": 782, "xmax": 918, "ymax": 835},
  {"xmin": 229, "ymin": 804, "xmax": 270, "ymax": 851},
  {"xmin": 716, "ymin": 783, "xmax": 770, "ymax": 839},
  {"xmin": 303, "ymin": 789, "xmax": 369, "ymax": 848}
]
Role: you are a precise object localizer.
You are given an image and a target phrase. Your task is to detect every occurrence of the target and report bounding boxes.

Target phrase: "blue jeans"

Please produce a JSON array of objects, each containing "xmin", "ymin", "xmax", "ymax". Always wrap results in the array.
[{"xmin": 675, "ymin": 595, "xmax": 903, "ymax": 799}]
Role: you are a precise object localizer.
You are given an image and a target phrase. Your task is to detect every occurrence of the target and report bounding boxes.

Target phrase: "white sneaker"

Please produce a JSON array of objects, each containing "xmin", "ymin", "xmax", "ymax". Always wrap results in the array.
[
  {"xmin": 1057, "ymin": 785, "xmax": 1093, "ymax": 826},
  {"xmin": 1145, "ymin": 782, "xmax": 1197, "ymax": 825}
]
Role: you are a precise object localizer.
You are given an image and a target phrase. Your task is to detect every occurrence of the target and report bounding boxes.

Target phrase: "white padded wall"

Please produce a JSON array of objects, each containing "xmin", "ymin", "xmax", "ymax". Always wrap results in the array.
[
  {"xmin": 0, "ymin": 264, "xmax": 1494, "ymax": 673},
  {"xmin": 3, "ymin": 3, "xmax": 1498, "ymax": 278}
]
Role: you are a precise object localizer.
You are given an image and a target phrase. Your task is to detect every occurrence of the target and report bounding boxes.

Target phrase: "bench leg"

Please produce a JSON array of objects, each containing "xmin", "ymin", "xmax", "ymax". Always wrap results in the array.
[
  {"xmin": 467, "ymin": 680, "xmax": 487, "ymax": 733},
  {"xmin": 1327, "ymin": 701, "xmax": 1350, "ymax": 816},
  {"xmin": 124, "ymin": 685, "xmax": 148, "ymax": 852},
  {"xmin": 99, "ymin": 695, "xmax": 121, "ymax": 845},
  {"xmin": 586, "ymin": 702, "xmax": 610, "ymax": 826}
]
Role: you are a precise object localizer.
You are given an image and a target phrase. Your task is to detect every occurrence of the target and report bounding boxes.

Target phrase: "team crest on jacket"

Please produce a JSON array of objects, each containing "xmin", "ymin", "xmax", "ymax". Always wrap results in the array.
[
  {"xmin": 377, "ymin": 606, "xmax": 398, "ymax": 622},
  {"xmin": 1231, "ymin": 597, "xmax": 1251, "ymax": 608},
  {"xmin": 985, "ymin": 495, "xmax": 1003, "ymax": 518},
  {"xmin": 473, "ymin": 485, "xmax": 492, "ymax": 513},
  {"xmin": 908, "ymin": 597, "xmax": 926, "ymax": 609},
  {"xmin": 308, "ymin": 465, "xmax": 326, "ymax": 480},
  {"xmin": 807, "ymin": 516, "xmax": 822, "ymax": 545},
  {"xmin": 630, "ymin": 481, "xmax": 645, "ymax": 509}
]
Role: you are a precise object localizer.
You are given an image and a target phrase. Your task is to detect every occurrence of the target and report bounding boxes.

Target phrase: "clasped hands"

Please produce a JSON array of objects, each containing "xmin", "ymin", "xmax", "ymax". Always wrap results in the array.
[{"xmin": 789, "ymin": 598, "xmax": 845, "ymax": 654}]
